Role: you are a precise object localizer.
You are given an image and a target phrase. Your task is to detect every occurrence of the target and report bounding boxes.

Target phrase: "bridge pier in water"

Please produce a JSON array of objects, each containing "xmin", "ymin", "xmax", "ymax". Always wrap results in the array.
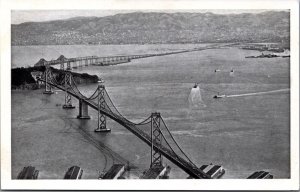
[
  {"xmin": 77, "ymin": 99, "xmax": 91, "ymax": 119},
  {"xmin": 95, "ymin": 84, "xmax": 111, "ymax": 132}
]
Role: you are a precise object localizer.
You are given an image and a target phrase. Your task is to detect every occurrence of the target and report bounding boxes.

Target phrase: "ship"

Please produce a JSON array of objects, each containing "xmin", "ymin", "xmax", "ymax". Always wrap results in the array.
[
  {"xmin": 245, "ymin": 52, "xmax": 279, "ymax": 58},
  {"xmin": 213, "ymin": 93, "xmax": 226, "ymax": 99}
]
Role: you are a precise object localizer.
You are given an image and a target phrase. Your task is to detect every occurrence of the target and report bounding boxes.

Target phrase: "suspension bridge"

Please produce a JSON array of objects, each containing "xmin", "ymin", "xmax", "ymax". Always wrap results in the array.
[{"xmin": 37, "ymin": 64, "xmax": 224, "ymax": 179}]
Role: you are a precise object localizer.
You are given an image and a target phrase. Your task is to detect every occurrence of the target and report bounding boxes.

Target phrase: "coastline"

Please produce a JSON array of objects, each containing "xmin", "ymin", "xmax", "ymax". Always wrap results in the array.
[{"xmin": 11, "ymin": 66, "xmax": 100, "ymax": 90}]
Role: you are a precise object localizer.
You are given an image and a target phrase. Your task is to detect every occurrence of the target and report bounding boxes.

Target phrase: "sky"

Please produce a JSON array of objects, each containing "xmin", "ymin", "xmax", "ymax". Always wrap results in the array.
[{"xmin": 11, "ymin": 9, "xmax": 288, "ymax": 24}]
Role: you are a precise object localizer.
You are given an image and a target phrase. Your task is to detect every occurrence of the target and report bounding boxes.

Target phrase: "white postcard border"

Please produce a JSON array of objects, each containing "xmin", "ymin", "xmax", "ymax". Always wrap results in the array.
[{"xmin": 1, "ymin": 0, "xmax": 299, "ymax": 190}]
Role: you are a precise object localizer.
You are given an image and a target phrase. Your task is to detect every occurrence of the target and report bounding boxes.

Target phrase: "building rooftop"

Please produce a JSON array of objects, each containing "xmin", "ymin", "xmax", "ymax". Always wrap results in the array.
[
  {"xmin": 247, "ymin": 171, "xmax": 273, "ymax": 179},
  {"xmin": 140, "ymin": 165, "xmax": 165, "ymax": 179},
  {"xmin": 17, "ymin": 166, "xmax": 39, "ymax": 179},
  {"xmin": 102, "ymin": 164, "xmax": 125, "ymax": 179},
  {"xmin": 64, "ymin": 166, "xmax": 83, "ymax": 179}
]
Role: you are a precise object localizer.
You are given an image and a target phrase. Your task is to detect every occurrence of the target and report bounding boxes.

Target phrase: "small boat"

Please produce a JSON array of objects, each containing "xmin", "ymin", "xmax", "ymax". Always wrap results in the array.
[
  {"xmin": 213, "ymin": 94, "xmax": 226, "ymax": 99},
  {"xmin": 245, "ymin": 52, "xmax": 279, "ymax": 58}
]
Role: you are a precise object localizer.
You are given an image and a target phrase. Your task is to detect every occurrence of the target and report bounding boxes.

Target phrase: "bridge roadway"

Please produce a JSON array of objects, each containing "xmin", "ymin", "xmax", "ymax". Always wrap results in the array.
[
  {"xmin": 37, "ymin": 43, "xmax": 231, "ymax": 67},
  {"xmin": 39, "ymin": 78, "xmax": 210, "ymax": 179}
]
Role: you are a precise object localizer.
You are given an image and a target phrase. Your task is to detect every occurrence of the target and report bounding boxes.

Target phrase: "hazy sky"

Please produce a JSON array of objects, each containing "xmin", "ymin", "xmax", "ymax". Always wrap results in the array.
[{"xmin": 12, "ymin": 9, "xmax": 288, "ymax": 24}]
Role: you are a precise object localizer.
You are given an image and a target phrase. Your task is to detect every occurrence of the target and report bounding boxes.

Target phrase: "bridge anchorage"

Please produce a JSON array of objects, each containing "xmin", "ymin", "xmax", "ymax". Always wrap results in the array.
[{"xmin": 38, "ymin": 66, "xmax": 225, "ymax": 179}]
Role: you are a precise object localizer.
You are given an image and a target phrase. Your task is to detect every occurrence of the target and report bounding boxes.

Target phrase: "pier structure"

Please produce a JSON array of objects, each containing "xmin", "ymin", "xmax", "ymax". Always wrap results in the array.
[
  {"xmin": 247, "ymin": 171, "xmax": 273, "ymax": 179},
  {"xmin": 99, "ymin": 164, "xmax": 125, "ymax": 179},
  {"xmin": 64, "ymin": 166, "xmax": 83, "ymax": 179},
  {"xmin": 199, "ymin": 164, "xmax": 225, "ymax": 179},
  {"xmin": 17, "ymin": 166, "xmax": 39, "ymax": 179},
  {"xmin": 77, "ymin": 99, "xmax": 91, "ymax": 119},
  {"xmin": 140, "ymin": 166, "xmax": 169, "ymax": 179}
]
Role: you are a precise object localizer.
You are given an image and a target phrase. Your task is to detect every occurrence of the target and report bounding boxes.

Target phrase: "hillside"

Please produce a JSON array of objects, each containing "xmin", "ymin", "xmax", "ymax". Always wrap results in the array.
[{"xmin": 11, "ymin": 11, "xmax": 290, "ymax": 45}]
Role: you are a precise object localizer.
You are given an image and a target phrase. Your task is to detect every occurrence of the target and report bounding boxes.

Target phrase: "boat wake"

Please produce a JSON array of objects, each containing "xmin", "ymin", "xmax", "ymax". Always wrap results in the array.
[{"xmin": 226, "ymin": 88, "xmax": 290, "ymax": 98}]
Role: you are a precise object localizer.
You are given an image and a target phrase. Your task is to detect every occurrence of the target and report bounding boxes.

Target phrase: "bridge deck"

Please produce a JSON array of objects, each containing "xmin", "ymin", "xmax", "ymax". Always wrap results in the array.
[
  {"xmin": 36, "ymin": 44, "xmax": 225, "ymax": 67},
  {"xmin": 38, "ymin": 78, "xmax": 210, "ymax": 179}
]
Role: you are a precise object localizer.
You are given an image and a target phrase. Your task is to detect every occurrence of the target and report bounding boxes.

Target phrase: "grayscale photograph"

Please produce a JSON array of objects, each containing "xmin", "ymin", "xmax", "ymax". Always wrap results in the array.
[{"xmin": 10, "ymin": 9, "xmax": 290, "ymax": 181}]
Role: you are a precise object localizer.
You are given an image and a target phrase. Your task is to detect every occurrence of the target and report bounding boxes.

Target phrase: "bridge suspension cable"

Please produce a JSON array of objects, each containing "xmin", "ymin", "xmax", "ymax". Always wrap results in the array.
[
  {"xmin": 160, "ymin": 117, "xmax": 198, "ymax": 167},
  {"xmin": 41, "ymin": 67, "xmax": 210, "ymax": 178}
]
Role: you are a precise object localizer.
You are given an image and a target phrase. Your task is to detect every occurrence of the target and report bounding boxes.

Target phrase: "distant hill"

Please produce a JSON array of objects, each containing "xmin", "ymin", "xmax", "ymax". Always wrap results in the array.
[{"xmin": 11, "ymin": 11, "xmax": 290, "ymax": 45}]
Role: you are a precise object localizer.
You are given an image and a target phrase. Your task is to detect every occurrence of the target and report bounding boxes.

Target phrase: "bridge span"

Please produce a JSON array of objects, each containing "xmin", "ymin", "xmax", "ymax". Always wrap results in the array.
[
  {"xmin": 34, "ymin": 44, "xmax": 227, "ymax": 69},
  {"xmin": 37, "ymin": 55, "xmax": 227, "ymax": 178}
]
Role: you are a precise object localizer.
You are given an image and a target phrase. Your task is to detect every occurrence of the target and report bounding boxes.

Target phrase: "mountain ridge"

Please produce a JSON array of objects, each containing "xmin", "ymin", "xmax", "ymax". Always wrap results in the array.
[{"xmin": 12, "ymin": 11, "xmax": 290, "ymax": 45}]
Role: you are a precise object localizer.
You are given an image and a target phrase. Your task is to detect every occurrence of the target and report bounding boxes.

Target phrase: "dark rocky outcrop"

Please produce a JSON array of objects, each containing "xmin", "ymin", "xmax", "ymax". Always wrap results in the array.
[{"xmin": 12, "ymin": 66, "xmax": 99, "ymax": 90}]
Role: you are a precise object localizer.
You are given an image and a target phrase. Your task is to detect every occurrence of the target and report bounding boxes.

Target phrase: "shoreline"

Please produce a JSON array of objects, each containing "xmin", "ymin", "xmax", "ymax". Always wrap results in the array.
[
  {"xmin": 11, "ymin": 66, "xmax": 100, "ymax": 90},
  {"xmin": 11, "ymin": 41, "xmax": 286, "ymax": 47}
]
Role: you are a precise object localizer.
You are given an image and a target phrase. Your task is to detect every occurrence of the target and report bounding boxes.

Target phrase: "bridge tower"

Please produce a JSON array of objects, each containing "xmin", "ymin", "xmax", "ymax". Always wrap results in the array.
[
  {"xmin": 43, "ymin": 65, "xmax": 54, "ymax": 94},
  {"xmin": 62, "ymin": 71, "xmax": 75, "ymax": 109},
  {"xmin": 150, "ymin": 112, "xmax": 163, "ymax": 167},
  {"xmin": 60, "ymin": 61, "xmax": 64, "ymax": 70},
  {"xmin": 95, "ymin": 84, "xmax": 111, "ymax": 132},
  {"xmin": 66, "ymin": 61, "xmax": 71, "ymax": 70}
]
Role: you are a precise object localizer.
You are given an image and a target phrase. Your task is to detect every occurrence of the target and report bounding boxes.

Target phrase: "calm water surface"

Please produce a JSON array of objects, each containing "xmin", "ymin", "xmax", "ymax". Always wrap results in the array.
[{"xmin": 11, "ymin": 45, "xmax": 290, "ymax": 179}]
